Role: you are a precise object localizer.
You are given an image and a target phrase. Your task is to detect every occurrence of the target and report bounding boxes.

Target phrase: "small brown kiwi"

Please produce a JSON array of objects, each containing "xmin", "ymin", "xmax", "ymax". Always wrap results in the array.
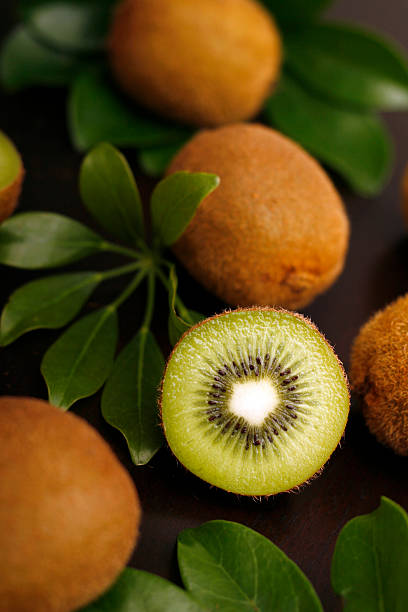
[
  {"xmin": 350, "ymin": 295, "xmax": 408, "ymax": 455},
  {"xmin": 167, "ymin": 123, "xmax": 350, "ymax": 309},
  {"xmin": 402, "ymin": 164, "xmax": 408, "ymax": 226},
  {"xmin": 0, "ymin": 397, "xmax": 141, "ymax": 612},
  {"xmin": 0, "ymin": 131, "xmax": 24, "ymax": 223},
  {"xmin": 107, "ymin": 0, "xmax": 282, "ymax": 127}
]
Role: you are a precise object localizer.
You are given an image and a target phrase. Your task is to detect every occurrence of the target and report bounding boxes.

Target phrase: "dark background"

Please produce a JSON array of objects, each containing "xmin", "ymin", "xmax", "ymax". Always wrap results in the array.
[{"xmin": 1, "ymin": 1, "xmax": 408, "ymax": 610}]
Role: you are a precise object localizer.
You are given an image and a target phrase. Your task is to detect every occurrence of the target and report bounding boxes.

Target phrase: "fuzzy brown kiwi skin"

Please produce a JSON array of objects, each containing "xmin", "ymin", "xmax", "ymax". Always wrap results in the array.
[
  {"xmin": 0, "ymin": 396, "xmax": 141, "ymax": 612},
  {"xmin": 159, "ymin": 306, "xmax": 350, "ymax": 498},
  {"xmin": 0, "ymin": 165, "xmax": 24, "ymax": 223},
  {"xmin": 167, "ymin": 123, "xmax": 350, "ymax": 310},
  {"xmin": 107, "ymin": 0, "xmax": 282, "ymax": 127},
  {"xmin": 350, "ymin": 294, "xmax": 408, "ymax": 456}
]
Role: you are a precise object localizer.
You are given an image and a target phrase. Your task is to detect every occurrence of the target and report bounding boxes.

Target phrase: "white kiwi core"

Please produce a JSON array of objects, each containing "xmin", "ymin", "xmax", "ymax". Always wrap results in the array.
[{"xmin": 230, "ymin": 380, "xmax": 279, "ymax": 425}]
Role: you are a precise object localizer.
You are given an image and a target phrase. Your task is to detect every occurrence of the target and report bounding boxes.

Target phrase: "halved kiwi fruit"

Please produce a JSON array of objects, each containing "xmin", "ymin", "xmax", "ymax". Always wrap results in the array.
[
  {"xmin": 0, "ymin": 131, "xmax": 24, "ymax": 223},
  {"xmin": 161, "ymin": 308, "xmax": 349, "ymax": 496}
]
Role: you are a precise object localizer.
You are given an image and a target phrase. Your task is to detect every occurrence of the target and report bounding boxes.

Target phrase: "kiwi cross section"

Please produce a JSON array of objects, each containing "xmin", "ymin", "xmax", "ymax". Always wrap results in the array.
[{"xmin": 161, "ymin": 309, "xmax": 349, "ymax": 496}]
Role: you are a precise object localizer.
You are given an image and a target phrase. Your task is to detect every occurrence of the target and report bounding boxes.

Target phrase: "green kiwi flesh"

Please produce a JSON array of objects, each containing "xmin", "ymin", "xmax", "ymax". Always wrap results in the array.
[
  {"xmin": 161, "ymin": 308, "xmax": 349, "ymax": 496},
  {"xmin": 0, "ymin": 131, "xmax": 21, "ymax": 190},
  {"xmin": 0, "ymin": 131, "xmax": 23, "ymax": 223}
]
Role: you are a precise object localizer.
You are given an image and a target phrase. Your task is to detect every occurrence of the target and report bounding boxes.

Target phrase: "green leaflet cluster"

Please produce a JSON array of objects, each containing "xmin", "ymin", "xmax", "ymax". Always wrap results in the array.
[
  {"xmin": 0, "ymin": 142, "xmax": 219, "ymax": 465},
  {"xmin": 1, "ymin": 0, "xmax": 408, "ymax": 194},
  {"xmin": 79, "ymin": 497, "xmax": 408, "ymax": 612}
]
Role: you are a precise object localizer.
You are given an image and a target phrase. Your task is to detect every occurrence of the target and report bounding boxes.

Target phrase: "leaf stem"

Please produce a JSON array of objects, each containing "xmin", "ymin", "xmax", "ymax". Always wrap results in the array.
[
  {"xmin": 102, "ymin": 241, "xmax": 142, "ymax": 260},
  {"xmin": 155, "ymin": 265, "xmax": 190, "ymax": 320},
  {"xmin": 141, "ymin": 271, "xmax": 156, "ymax": 332},
  {"xmin": 111, "ymin": 269, "xmax": 147, "ymax": 310},
  {"xmin": 132, "ymin": 234, "xmax": 149, "ymax": 253},
  {"xmin": 100, "ymin": 261, "xmax": 144, "ymax": 281}
]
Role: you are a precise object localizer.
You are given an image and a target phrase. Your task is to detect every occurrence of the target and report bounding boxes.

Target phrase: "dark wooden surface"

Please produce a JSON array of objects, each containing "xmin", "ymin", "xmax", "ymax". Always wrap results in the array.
[{"xmin": 1, "ymin": 1, "xmax": 408, "ymax": 610}]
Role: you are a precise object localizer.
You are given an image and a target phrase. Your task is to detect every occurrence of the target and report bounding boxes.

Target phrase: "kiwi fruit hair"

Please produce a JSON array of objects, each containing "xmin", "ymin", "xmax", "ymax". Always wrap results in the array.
[
  {"xmin": 160, "ymin": 308, "xmax": 350, "ymax": 496},
  {"xmin": 0, "ymin": 397, "xmax": 141, "ymax": 612},
  {"xmin": 0, "ymin": 131, "xmax": 24, "ymax": 223},
  {"xmin": 350, "ymin": 295, "xmax": 408, "ymax": 455},
  {"xmin": 167, "ymin": 123, "xmax": 350, "ymax": 310},
  {"xmin": 107, "ymin": 0, "xmax": 282, "ymax": 127}
]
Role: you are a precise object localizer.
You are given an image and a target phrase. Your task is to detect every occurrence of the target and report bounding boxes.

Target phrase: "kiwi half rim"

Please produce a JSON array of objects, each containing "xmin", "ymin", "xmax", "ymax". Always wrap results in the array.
[
  {"xmin": 0, "ymin": 131, "xmax": 24, "ymax": 223},
  {"xmin": 160, "ymin": 307, "xmax": 350, "ymax": 497},
  {"xmin": 0, "ymin": 131, "xmax": 22, "ymax": 191}
]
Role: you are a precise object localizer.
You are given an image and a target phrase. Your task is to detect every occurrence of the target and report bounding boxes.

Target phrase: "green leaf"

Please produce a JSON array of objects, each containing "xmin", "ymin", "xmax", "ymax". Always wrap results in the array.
[
  {"xmin": 178, "ymin": 520, "xmax": 323, "ymax": 612},
  {"xmin": 20, "ymin": 0, "xmax": 115, "ymax": 54},
  {"xmin": 0, "ymin": 25, "xmax": 80, "ymax": 92},
  {"xmin": 138, "ymin": 141, "xmax": 190, "ymax": 178},
  {"xmin": 80, "ymin": 568, "xmax": 205, "ymax": 612},
  {"xmin": 0, "ymin": 271, "xmax": 100, "ymax": 346},
  {"xmin": 285, "ymin": 23, "xmax": 408, "ymax": 111},
  {"xmin": 0, "ymin": 212, "xmax": 105, "ymax": 269},
  {"xmin": 80, "ymin": 143, "xmax": 144, "ymax": 244},
  {"xmin": 260, "ymin": 0, "xmax": 331, "ymax": 25},
  {"xmin": 332, "ymin": 497, "xmax": 408, "ymax": 611},
  {"xmin": 151, "ymin": 171, "xmax": 219, "ymax": 247},
  {"xmin": 101, "ymin": 329, "xmax": 164, "ymax": 465},
  {"xmin": 41, "ymin": 306, "xmax": 118, "ymax": 410},
  {"xmin": 264, "ymin": 73, "xmax": 392, "ymax": 196},
  {"xmin": 168, "ymin": 266, "xmax": 204, "ymax": 346},
  {"xmin": 68, "ymin": 69, "xmax": 192, "ymax": 152}
]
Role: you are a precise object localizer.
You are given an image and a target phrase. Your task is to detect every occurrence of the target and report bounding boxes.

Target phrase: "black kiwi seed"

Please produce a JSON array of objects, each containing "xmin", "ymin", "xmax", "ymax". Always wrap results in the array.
[
  {"xmin": 196, "ymin": 343, "xmax": 310, "ymax": 451},
  {"xmin": 196, "ymin": 339, "xmax": 313, "ymax": 448}
]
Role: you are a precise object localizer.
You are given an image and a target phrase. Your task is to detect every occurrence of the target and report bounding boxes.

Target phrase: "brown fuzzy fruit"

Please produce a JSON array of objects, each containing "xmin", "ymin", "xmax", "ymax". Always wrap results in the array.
[
  {"xmin": 402, "ymin": 164, "xmax": 408, "ymax": 226},
  {"xmin": 0, "ymin": 397, "xmax": 141, "ymax": 612},
  {"xmin": 350, "ymin": 295, "xmax": 408, "ymax": 455},
  {"xmin": 108, "ymin": 0, "xmax": 282, "ymax": 127},
  {"xmin": 0, "ymin": 131, "xmax": 24, "ymax": 223},
  {"xmin": 167, "ymin": 123, "xmax": 350, "ymax": 309}
]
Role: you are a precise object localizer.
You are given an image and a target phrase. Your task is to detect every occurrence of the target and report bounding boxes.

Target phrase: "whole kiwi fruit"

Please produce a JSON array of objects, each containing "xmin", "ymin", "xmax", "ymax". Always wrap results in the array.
[
  {"xmin": 160, "ymin": 308, "xmax": 350, "ymax": 496},
  {"xmin": 0, "ymin": 131, "xmax": 24, "ymax": 223},
  {"xmin": 107, "ymin": 0, "xmax": 282, "ymax": 127},
  {"xmin": 167, "ymin": 123, "xmax": 350, "ymax": 309},
  {"xmin": 0, "ymin": 397, "xmax": 141, "ymax": 612},
  {"xmin": 350, "ymin": 295, "xmax": 408, "ymax": 455}
]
